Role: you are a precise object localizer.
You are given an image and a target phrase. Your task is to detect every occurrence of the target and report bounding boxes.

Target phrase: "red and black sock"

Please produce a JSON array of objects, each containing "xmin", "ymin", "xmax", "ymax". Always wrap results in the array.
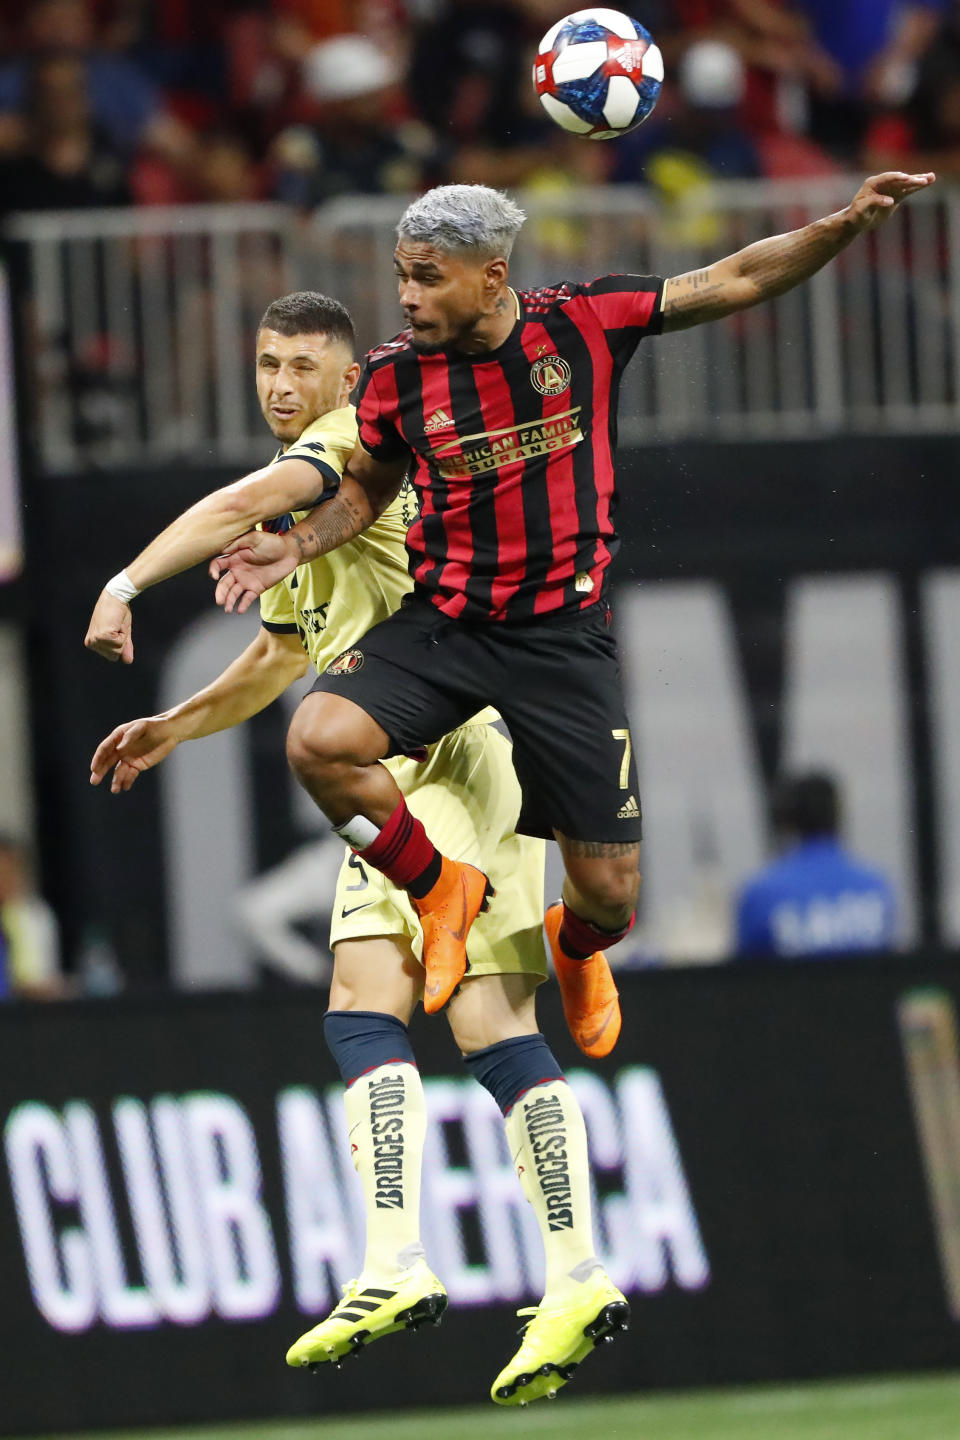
[
  {"xmin": 559, "ymin": 901, "xmax": 634, "ymax": 960},
  {"xmin": 356, "ymin": 797, "xmax": 443, "ymax": 898}
]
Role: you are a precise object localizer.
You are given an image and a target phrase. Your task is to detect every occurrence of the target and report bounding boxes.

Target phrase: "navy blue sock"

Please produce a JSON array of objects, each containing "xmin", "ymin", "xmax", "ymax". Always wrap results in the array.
[
  {"xmin": 463, "ymin": 1034, "xmax": 565, "ymax": 1116},
  {"xmin": 323, "ymin": 1010, "xmax": 417, "ymax": 1087}
]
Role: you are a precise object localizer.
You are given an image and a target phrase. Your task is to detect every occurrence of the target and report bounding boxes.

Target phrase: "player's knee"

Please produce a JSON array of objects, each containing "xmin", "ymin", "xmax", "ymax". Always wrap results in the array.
[
  {"xmin": 285, "ymin": 713, "xmax": 336, "ymax": 780},
  {"xmin": 285, "ymin": 697, "xmax": 358, "ymax": 778},
  {"xmin": 577, "ymin": 864, "xmax": 640, "ymax": 921},
  {"xmin": 287, "ymin": 694, "xmax": 387, "ymax": 781}
]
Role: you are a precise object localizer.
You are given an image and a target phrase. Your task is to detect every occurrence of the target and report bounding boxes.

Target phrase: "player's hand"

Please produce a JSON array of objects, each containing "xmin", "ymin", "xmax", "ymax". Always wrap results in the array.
[
  {"xmin": 209, "ymin": 530, "xmax": 298, "ymax": 614},
  {"xmin": 90, "ymin": 716, "xmax": 180, "ymax": 794},
  {"xmin": 847, "ymin": 171, "xmax": 936, "ymax": 232},
  {"xmin": 85, "ymin": 590, "xmax": 134, "ymax": 664}
]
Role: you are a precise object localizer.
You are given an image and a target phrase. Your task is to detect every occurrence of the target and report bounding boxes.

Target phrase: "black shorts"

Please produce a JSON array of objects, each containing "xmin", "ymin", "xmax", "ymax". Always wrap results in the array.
[{"xmin": 309, "ymin": 595, "xmax": 642, "ymax": 843}]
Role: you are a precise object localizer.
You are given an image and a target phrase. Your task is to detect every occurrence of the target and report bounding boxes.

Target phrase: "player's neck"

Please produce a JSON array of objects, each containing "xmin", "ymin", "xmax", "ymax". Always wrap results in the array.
[{"xmin": 456, "ymin": 288, "xmax": 518, "ymax": 355}]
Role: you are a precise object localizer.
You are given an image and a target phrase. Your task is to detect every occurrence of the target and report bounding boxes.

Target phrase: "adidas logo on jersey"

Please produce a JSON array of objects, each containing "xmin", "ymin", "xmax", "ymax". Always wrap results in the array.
[
  {"xmin": 617, "ymin": 795, "xmax": 640, "ymax": 819},
  {"xmin": 424, "ymin": 408, "xmax": 453, "ymax": 434}
]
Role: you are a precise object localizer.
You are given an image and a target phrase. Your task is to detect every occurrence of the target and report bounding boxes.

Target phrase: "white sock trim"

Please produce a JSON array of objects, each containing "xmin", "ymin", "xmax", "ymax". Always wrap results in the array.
[{"xmin": 335, "ymin": 814, "xmax": 381, "ymax": 850}]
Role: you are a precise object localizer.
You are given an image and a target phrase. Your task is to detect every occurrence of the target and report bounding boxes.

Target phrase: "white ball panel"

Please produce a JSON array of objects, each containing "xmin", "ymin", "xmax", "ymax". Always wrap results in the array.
[
  {"xmin": 602, "ymin": 74, "xmax": 640, "ymax": 129},
  {"xmin": 539, "ymin": 92, "xmax": 594, "ymax": 133},
  {"xmin": 570, "ymin": 7, "xmax": 638, "ymax": 40},
  {"xmin": 552, "ymin": 39, "xmax": 608, "ymax": 84},
  {"xmin": 642, "ymin": 43, "xmax": 665, "ymax": 83}
]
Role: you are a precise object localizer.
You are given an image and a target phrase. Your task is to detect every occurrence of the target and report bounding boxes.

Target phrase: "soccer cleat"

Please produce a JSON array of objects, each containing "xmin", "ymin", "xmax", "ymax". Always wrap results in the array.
[
  {"xmin": 285, "ymin": 1259, "xmax": 447, "ymax": 1368},
  {"xmin": 490, "ymin": 1271, "xmax": 630, "ymax": 1406},
  {"xmin": 413, "ymin": 856, "xmax": 494, "ymax": 1015},
  {"xmin": 544, "ymin": 903, "xmax": 621, "ymax": 1058}
]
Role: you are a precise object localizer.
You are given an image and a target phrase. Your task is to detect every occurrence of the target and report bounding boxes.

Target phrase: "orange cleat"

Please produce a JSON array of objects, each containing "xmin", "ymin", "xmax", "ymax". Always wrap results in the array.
[
  {"xmin": 413, "ymin": 857, "xmax": 494, "ymax": 1014},
  {"xmin": 544, "ymin": 903, "xmax": 621, "ymax": 1059}
]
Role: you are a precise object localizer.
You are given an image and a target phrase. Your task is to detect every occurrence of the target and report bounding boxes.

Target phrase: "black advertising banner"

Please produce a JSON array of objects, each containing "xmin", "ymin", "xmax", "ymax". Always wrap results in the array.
[{"xmin": 3, "ymin": 959, "xmax": 960, "ymax": 1434}]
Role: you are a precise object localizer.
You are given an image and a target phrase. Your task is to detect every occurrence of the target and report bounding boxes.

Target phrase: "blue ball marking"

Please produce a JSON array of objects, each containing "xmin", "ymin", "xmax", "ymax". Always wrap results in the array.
[
  {"xmin": 554, "ymin": 71, "xmax": 618, "ymax": 126},
  {"xmin": 556, "ymin": 18, "xmax": 612, "ymax": 46},
  {"xmin": 555, "ymin": 16, "xmax": 655, "ymax": 49}
]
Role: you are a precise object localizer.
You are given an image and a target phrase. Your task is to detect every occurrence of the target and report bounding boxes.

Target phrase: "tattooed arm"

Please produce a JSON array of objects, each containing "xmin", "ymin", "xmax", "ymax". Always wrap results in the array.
[
  {"xmin": 211, "ymin": 444, "xmax": 408, "ymax": 613},
  {"xmin": 661, "ymin": 171, "xmax": 935, "ymax": 333}
]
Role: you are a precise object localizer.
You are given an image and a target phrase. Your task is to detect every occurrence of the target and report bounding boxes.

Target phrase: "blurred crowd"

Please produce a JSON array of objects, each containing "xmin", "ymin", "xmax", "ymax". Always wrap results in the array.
[{"xmin": 0, "ymin": 0, "xmax": 957, "ymax": 221}]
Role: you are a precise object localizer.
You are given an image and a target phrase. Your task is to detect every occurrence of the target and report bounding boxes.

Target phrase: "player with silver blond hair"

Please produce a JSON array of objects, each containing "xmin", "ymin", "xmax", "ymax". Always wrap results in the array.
[
  {"xmin": 397, "ymin": 184, "xmax": 527, "ymax": 260},
  {"xmin": 210, "ymin": 167, "xmax": 932, "ymax": 1403}
]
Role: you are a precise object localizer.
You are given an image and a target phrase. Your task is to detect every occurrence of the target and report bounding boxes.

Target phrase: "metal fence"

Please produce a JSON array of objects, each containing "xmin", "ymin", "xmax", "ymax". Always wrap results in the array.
[{"xmin": 7, "ymin": 179, "xmax": 959, "ymax": 471}]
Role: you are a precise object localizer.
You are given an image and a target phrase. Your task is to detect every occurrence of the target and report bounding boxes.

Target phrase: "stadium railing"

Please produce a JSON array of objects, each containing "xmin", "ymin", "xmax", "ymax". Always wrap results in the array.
[{"xmin": 6, "ymin": 179, "xmax": 958, "ymax": 472}]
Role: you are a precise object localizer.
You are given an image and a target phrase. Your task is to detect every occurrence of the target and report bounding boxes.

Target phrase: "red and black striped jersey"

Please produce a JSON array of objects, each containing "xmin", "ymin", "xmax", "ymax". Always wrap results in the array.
[{"xmin": 356, "ymin": 274, "xmax": 664, "ymax": 623}]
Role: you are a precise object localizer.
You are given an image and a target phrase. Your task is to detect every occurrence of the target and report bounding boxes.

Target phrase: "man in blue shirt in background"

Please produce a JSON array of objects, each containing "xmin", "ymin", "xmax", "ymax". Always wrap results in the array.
[{"xmin": 734, "ymin": 772, "xmax": 896, "ymax": 960}]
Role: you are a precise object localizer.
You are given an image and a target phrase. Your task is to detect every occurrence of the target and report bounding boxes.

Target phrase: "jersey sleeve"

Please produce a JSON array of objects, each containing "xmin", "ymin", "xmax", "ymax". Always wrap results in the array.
[
  {"xmin": 259, "ymin": 579, "xmax": 298, "ymax": 635},
  {"xmin": 272, "ymin": 434, "xmax": 342, "ymax": 496},
  {"xmin": 356, "ymin": 361, "xmax": 411, "ymax": 463},
  {"xmin": 575, "ymin": 274, "xmax": 665, "ymax": 366}
]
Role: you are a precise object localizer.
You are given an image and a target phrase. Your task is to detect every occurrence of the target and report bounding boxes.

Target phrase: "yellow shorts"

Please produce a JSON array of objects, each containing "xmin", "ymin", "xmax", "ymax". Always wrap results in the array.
[{"xmin": 328, "ymin": 721, "xmax": 547, "ymax": 980}]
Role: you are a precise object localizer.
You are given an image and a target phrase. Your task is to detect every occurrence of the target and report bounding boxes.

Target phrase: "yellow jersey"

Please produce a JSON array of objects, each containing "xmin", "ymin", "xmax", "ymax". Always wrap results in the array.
[{"xmin": 258, "ymin": 405, "xmax": 420, "ymax": 673}]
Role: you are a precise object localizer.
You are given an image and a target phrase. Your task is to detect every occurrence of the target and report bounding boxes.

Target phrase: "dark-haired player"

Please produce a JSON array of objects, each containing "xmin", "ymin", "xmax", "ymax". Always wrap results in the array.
[{"xmin": 86, "ymin": 292, "xmax": 627, "ymax": 1407}]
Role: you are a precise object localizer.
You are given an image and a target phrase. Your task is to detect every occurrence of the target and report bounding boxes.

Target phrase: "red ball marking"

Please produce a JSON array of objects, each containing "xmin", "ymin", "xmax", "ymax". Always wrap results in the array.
[
  {"xmin": 533, "ymin": 50, "xmax": 555, "ymax": 96},
  {"xmin": 603, "ymin": 35, "xmax": 648, "ymax": 81}
]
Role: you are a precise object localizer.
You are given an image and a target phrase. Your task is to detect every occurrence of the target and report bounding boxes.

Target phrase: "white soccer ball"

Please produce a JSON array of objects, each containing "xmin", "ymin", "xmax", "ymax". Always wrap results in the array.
[{"xmin": 533, "ymin": 8, "xmax": 664, "ymax": 139}]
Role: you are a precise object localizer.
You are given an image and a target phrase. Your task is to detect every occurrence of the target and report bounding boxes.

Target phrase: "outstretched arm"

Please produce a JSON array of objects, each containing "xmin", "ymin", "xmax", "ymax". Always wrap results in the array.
[
  {"xmin": 212, "ymin": 443, "xmax": 408, "ymax": 615},
  {"xmin": 661, "ymin": 171, "xmax": 935, "ymax": 333},
  {"xmin": 90, "ymin": 628, "xmax": 308, "ymax": 793},
  {"xmin": 84, "ymin": 456, "xmax": 322, "ymax": 663}
]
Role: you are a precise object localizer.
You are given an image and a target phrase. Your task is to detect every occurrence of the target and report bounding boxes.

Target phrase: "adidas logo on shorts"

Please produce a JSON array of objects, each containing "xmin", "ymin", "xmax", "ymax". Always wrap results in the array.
[{"xmin": 617, "ymin": 795, "xmax": 640, "ymax": 820}]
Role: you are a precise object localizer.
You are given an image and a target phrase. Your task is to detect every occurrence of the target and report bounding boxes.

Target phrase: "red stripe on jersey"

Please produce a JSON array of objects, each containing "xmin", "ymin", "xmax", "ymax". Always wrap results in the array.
[
  {"xmin": 518, "ymin": 322, "xmax": 580, "ymax": 617},
  {"xmin": 357, "ymin": 365, "xmax": 389, "ymax": 456},
  {"xmin": 469, "ymin": 357, "xmax": 528, "ymax": 615},
  {"xmin": 577, "ymin": 282, "xmax": 658, "ymax": 333},
  {"xmin": 358, "ymin": 359, "xmax": 408, "ymax": 462},
  {"xmin": 415, "ymin": 353, "xmax": 477, "ymax": 609}
]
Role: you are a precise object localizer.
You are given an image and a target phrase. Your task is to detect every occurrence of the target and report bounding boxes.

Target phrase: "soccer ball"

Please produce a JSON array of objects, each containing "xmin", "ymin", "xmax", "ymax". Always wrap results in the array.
[{"xmin": 533, "ymin": 8, "xmax": 664, "ymax": 140}]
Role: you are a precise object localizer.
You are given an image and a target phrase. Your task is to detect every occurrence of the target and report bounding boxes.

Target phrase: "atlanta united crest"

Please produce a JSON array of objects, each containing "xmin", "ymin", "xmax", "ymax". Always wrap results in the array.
[
  {"xmin": 530, "ymin": 354, "xmax": 572, "ymax": 396},
  {"xmin": 326, "ymin": 647, "xmax": 364, "ymax": 675}
]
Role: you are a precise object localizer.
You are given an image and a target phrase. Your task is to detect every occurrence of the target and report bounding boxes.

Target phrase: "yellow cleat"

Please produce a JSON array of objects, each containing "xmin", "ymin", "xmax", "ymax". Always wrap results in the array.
[
  {"xmin": 286, "ymin": 1259, "xmax": 447, "ymax": 1368},
  {"xmin": 490, "ymin": 1270, "xmax": 630, "ymax": 1406}
]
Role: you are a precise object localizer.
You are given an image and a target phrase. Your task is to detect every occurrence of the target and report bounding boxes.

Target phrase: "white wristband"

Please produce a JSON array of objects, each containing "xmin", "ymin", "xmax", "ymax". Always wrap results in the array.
[{"xmin": 104, "ymin": 569, "xmax": 141, "ymax": 603}]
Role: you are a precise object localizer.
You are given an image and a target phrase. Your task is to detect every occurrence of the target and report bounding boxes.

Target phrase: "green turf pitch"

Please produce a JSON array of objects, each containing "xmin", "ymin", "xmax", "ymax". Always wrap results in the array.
[{"xmin": 25, "ymin": 1374, "xmax": 960, "ymax": 1440}]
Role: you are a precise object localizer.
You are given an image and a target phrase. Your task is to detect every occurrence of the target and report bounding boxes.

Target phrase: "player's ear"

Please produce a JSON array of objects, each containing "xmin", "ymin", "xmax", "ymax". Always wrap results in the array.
[
  {"xmin": 485, "ymin": 257, "xmax": 508, "ymax": 290},
  {"xmin": 344, "ymin": 360, "xmax": 361, "ymax": 393}
]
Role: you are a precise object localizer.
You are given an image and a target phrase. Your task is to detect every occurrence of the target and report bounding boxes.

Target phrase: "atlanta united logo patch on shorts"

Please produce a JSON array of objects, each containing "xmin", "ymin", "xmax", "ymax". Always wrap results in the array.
[
  {"xmin": 530, "ymin": 354, "xmax": 572, "ymax": 396},
  {"xmin": 326, "ymin": 647, "xmax": 364, "ymax": 675}
]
